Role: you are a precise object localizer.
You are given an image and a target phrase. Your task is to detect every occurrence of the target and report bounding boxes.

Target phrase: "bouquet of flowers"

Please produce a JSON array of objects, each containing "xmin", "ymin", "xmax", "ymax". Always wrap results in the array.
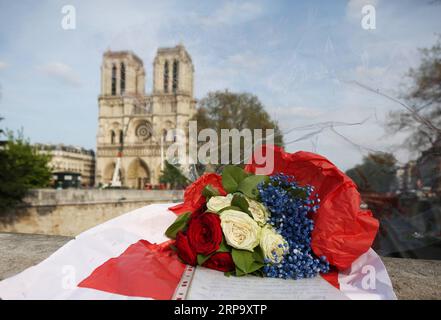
[{"xmin": 166, "ymin": 145, "xmax": 379, "ymax": 280}]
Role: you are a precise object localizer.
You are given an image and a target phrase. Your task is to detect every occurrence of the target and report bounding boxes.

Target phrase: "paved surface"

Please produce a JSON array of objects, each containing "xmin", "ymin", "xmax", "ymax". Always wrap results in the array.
[
  {"xmin": 0, "ymin": 232, "xmax": 440, "ymax": 299},
  {"xmin": 0, "ymin": 232, "xmax": 72, "ymax": 281},
  {"xmin": 382, "ymin": 257, "xmax": 441, "ymax": 299}
]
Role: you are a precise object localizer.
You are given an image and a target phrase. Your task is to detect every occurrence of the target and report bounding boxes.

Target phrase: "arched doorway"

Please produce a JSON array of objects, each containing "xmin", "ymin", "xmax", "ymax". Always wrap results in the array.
[
  {"xmin": 127, "ymin": 158, "xmax": 150, "ymax": 189},
  {"xmin": 103, "ymin": 162, "xmax": 116, "ymax": 184},
  {"xmin": 103, "ymin": 162, "xmax": 123, "ymax": 186}
]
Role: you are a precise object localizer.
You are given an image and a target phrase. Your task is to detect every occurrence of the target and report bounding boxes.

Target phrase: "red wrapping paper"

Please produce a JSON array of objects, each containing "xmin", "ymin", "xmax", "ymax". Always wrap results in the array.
[
  {"xmin": 78, "ymin": 240, "xmax": 186, "ymax": 299},
  {"xmin": 320, "ymin": 268, "xmax": 340, "ymax": 289},
  {"xmin": 169, "ymin": 173, "xmax": 226, "ymax": 215},
  {"xmin": 245, "ymin": 145, "xmax": 379, "ymax": 270}
]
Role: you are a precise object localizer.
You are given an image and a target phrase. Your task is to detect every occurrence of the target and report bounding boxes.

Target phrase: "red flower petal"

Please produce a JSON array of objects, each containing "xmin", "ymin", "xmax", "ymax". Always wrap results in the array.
[
  {"xmin": 187, "ymin": 213, "xmax": 222, "ymax": 256},
  {"xmin": 175, "ymin": 231, "xmax": 197, "ymax": 266},
  {"xmin": 169, "ymin": 173, "xmax": 226, "ymax": 215},
  {"xmin": 202, "ymin": 252, "xmax": 235, "ymax": 272}
]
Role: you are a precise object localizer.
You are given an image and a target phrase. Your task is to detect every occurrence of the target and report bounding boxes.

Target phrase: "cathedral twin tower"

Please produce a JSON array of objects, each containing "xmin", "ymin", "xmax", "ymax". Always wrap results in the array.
[{"xmin": 96, "ymin": 45, "xmax": 196, "ymax": 188}]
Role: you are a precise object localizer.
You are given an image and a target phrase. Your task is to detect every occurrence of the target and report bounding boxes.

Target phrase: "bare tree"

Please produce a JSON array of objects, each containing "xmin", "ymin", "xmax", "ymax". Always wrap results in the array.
[{"xmin": 387, "ymin": 36, "xmax": 441, "ymax": 152}]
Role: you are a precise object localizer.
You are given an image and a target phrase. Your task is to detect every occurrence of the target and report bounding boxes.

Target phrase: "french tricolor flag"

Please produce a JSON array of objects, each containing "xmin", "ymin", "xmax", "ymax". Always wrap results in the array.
[{"xmin": 0, "ymin": 203, "xmax": 396, "ymax": 300}]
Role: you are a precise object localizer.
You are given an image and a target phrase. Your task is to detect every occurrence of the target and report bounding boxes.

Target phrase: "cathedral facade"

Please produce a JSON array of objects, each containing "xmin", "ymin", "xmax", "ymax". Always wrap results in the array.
[{"xmin": 95, "ymin": 45, "xmax": 196, "ymax": 188}]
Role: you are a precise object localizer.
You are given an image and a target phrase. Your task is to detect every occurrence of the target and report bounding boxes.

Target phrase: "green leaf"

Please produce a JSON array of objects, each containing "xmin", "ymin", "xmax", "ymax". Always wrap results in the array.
[
  {"xmin": 197, "ymin": 254, "xmax": 212, "ymax": 265},
  {"xmin": 202, "ymin": 184, "xmax": 220, "ymax": 200},
  {"xmin": 217, "ymin": 205, "xmax": 243, "ymax": 214},
  {"xmin": 250, "ymin": 269, "xmax": 265, "ymax": 277},
  {"xmin": 231, "ymin": 248, "xmax": 264, "ymax": 275},
  {"xmin": 165, "ymin": 211, "xmax": 191, "ymax": 239},
  {"xmin": 221, "ymin": 165, "xmax": 248, "ymax": 193},
  {"xmin": 247, "ymin": 261, "xmax": 264, "ymax": 273},
  {"xmin": 237, "ymin": 175, "xmax": 269, "ymax": 199},
  {"xmin": 218, "ymin": 237, "xmax": 231, "ymax": 253},
  {"xmin": 231, "ymin": 193, "xmax": 250, "ymax": 214},
  {"xmin": 234, "ymin": 263, "xmax": 263, "ymax": 277},
  {"xmin": 231, "ymin": 248, "xmax": 254, "ymax": 272},
  {"xmin": 252, "ymin": 246, "xmax": 265, "ymax": 264},
  {"xmin": 235, "ymin": 267, "xmax": 246, "ymax": 277}
]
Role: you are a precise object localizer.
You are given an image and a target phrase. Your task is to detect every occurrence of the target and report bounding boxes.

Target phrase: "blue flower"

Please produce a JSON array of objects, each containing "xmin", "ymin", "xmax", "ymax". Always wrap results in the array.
[{"xmin": 258, "ymin": 174, "xmax": 330, "ymax": 279}]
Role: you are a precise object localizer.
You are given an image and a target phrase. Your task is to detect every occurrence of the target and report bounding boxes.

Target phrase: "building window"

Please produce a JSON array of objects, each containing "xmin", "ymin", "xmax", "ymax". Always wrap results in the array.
[
  {"xmin": 119, "ymin": 130, "xmax": 124, "ymax": 144},
  {"xmin": 111, "ymin": 64, "xmax": 117, "ymax": 95},
  {"xmin": 162, "ymin": 129, "xmax": 167, "ymax": 141},
  {"xmin": 111, "ymin": 130, "xmax": 115, "ymax": 144},
  {"xmin": 120, "ymin": 62, "xmax": 126, "ymax": 95},
  {"xmin": 172, "ymin": 60, "xmax": 179, "ymax": 93},
  {"xmin": 135, "ymin": 121, "xmax": 152, "ymax": 141},
  {"xmin": 164, "ymin": 61, "xmax": 169, "ymax": 92}
]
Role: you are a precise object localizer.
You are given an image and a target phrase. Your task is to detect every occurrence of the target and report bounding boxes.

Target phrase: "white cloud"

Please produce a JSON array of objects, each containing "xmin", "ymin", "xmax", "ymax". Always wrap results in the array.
[
  {"xmin": 36, "ymin": 62, "xmax": 82, "ymax": 87},
  {"xmin": 0, "ymin": 61, "xmax": 8, "ymax": 70},
  {"xmin": 197, "ymin": 2, "xmax": 263, "ymax": 27}
]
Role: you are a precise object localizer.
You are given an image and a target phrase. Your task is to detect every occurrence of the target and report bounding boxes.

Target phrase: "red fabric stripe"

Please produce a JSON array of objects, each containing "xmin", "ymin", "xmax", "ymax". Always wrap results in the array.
[
  {"xmin": 78, "ymin": 240, "xmax": 185, "ymax": 300},
  {"xmin": 320, "ymin": 270, "xmax": 340, "ymax": 289}
]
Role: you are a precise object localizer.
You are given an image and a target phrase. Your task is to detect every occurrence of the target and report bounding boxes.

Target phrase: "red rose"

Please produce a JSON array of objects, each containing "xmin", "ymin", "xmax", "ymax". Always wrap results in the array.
[
  {"xmin": 202, "ymin": 252, "xmax": 235, "ymax": 272},
  {"xmin": 175, "ymin": 231, "xmax": 197, "ymax": 266},
  {"xmin": 187, "ymin": 213, "xmax": 222, "ymax": 256},
  {"xmin": 169, "ymin": 173, "xmax": 227, "ymax": 215}
]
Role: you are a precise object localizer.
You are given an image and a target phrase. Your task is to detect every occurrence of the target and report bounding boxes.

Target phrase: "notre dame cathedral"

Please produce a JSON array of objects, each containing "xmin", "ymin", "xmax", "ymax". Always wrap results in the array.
[{"xmin": 95, "ymin": 45, "xmax": 196, "ymax": 188}]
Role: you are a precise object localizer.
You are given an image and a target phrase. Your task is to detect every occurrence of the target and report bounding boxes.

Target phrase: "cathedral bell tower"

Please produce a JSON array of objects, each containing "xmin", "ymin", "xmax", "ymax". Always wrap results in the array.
[
  {"xmin": 100, "ymin": 50, "xmax": 145, "ymax": 97},
  {"xmin": 153, "ymin": 44, "xmax": 194, "ymax": 97}
]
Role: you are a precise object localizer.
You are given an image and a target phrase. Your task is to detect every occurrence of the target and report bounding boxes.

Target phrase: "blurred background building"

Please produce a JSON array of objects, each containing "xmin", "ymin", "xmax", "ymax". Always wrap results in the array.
[{"xmin": 35, "ymin": 143, "xmax": 95, "ymax": 187}]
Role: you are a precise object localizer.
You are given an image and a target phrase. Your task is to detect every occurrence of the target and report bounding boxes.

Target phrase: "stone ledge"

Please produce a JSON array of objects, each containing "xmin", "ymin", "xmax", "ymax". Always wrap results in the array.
[
  {"xmin": 382, "ymin": 256, "xmax": 441, "ymax": 299},
  {"xmin": 1, "ymin": 232, "xmax": 440, "ymax": 300},
  {"xmin": 22, "ymin": 189, "xmax": 184, "ymax": 206},
  {"xmin": 0, "ymin": 232, "xmax": 73, "ymax": 281}
]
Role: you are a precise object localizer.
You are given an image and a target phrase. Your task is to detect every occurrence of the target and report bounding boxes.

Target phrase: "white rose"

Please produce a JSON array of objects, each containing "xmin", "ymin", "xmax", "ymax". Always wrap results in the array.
[
  {"xmin": 220, "ymin": 209, "xmax": 261, "ymax": 251},
  {"xmin": 247, "ymin": 199, "xmax": 270, "ymax": 226},
  {"xmin": 260, "ymin": 226, "xmax": 288, "ymax": 263},
  {"xmin": 206, "ymin": 194, "xmax": 233, "ymax": 213}
]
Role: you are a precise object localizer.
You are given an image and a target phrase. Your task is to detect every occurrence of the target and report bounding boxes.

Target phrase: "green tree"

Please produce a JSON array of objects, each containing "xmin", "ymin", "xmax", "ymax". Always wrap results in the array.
[
  {"xmin": 346, "ymin": 152, "xmax": 398, "ymax": 193},
  {"xmin": 0, "ymin": 117, "xmax": 4, "ymax": 144},
  {"xmin": 159, "ymin": 161, "xmax": 189, "ymax": 189},
  {"xmin": 0, "ymin": 128, "xmax": 52, "ymax": 212},
  {"xmin": 387, "ymin": 36, "xmax": 441, "ymax": 152},
  {"xmin": 193, "ymin": 90, "xmax": 284, "ymax": 172}
]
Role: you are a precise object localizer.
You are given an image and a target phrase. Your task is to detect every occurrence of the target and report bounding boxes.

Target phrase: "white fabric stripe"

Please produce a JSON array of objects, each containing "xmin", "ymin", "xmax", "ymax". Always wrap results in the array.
[{"xmin": 338, "ymin": 248, "xmax": 397, "ymax": 300}]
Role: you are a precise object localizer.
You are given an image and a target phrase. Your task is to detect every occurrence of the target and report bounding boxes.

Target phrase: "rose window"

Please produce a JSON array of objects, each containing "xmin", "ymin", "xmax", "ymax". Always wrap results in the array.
[{"xmin": 135, "ymin": 121, "xmax": 152, "ymax": 141}]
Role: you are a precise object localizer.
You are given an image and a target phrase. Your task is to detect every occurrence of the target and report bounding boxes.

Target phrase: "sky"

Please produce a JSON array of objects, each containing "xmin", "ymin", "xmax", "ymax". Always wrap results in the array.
[{"xmin": 0, "ymin": 0, "xmax": 440, "ymax": 171}]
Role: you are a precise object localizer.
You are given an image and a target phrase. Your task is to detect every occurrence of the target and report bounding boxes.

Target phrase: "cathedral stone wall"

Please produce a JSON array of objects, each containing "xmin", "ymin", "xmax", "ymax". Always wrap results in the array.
[{"xmin": 96, "ymin": 45, "xmax": 196, "ymax": 188}]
